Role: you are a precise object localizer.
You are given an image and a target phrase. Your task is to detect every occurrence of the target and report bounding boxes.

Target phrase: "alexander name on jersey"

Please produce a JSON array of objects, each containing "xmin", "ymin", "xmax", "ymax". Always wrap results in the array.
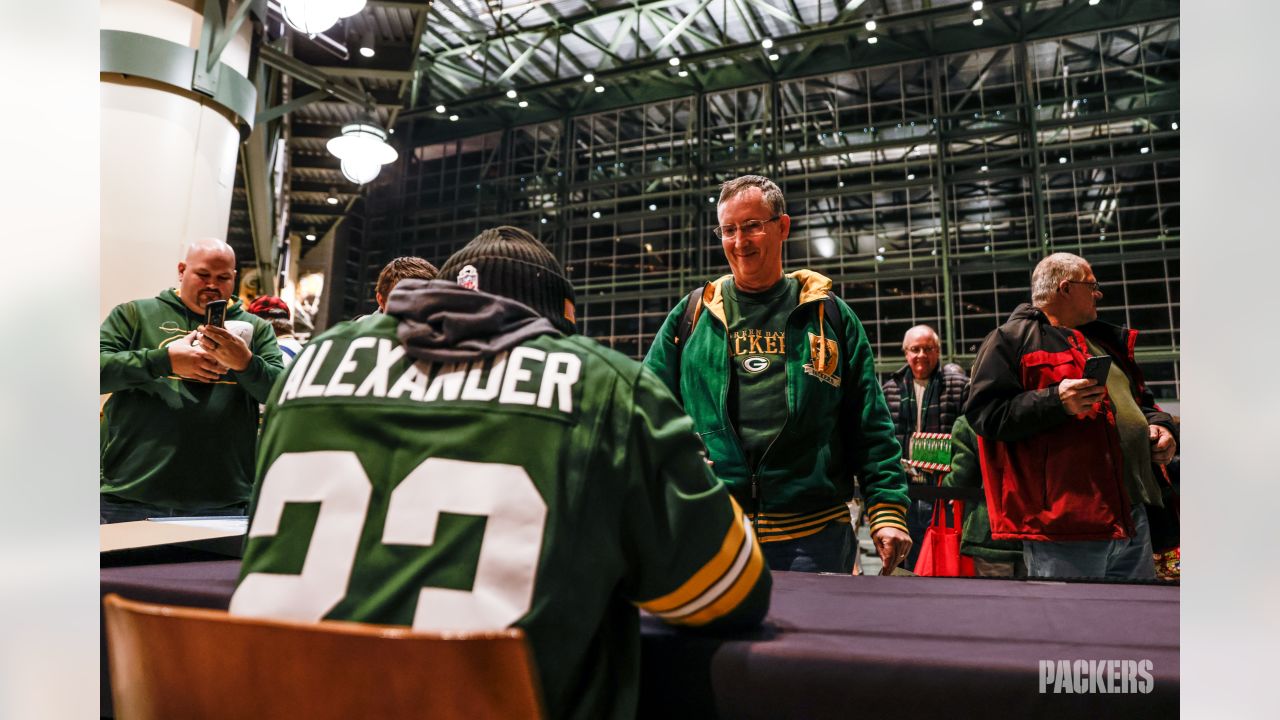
[{"xmin": 276, "ymin": 336, "xmax": 582, "ymax": 414}]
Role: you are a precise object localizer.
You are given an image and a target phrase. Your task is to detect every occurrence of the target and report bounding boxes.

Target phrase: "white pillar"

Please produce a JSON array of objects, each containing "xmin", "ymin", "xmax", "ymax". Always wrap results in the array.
[{"xmin": 100, "ymin": 0, "xmax": 254, "ymax": 320}]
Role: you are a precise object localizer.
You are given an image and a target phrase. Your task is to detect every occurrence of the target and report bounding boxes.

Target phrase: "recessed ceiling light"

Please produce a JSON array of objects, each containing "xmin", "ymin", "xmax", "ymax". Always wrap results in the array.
[
  {"xmin": 669, "ymin": 57, "xmax": 680, "ymax": 66},
  {"xmin": 973, "ymin": 17, "xmax": 984, "ymax": 26},
  {"xmin": 305, "ymin": 232, "xmax": 316, "ymax": 241},
  {"xmin": 449, "ymin": 114, "xmax": 459, "ymax": 121},
  {"xmin": 506, "ymin": 89, "xmax": 518, "ymax": 99},
  {"xmin": 677, "ymin": 70, "xmax": 688, "ymax": 77},
  {"xmin": 594, "ymin": 85, "xmax": 604, "ymax": 93},
  {"xmin": 1171, "ymin": 121, "xmax": 1179, "ymax": 130},
  {"xmin": 867, "ymin": 36, "xmax": 878, "ymax": 44},
  {"xmin": 1089, "ymin": 0, "xmax": 1100, "ymax": 5},
  {"xmin": 592, "ymin": 210, "xmax": 601, "ymax": 219},
  {"xmin": 648, "ymin": 203, "xmax": 657, "ymax": 211},
  {"xmin": 326, "ymin": 196, "xmax": 339, "ymax": 205},
  {"xmin": 865, "ymin": 19, "xmax": 877, "ymax": 31},
  {"xmin": 1140, "ymin": 146, "xmax": 1150, "ymax": 154},
  {"xmin": 972, "ymin": 1, "xmax": 983, "ymax": 10},
  {"xmin": 583, "ymin": 73, "xmax": 594, "ymax": 83},
  {"xmin": 435, "ymin": 104, "xmax": 446, "ymax": 113},
  {"xmin": 1059, "ymin": 157, "xmax": 1067, "ymax": 164},
  {"xmin": 768, "ymin": 53, "xmax": 779, "ymax": 61},
  {"xmin": 540, "ymin": 218, "xmax": 548, "ymax": 224},
  {"xmin": 980, "ymin": 164, "xmax": 988, "ymax": 172},
  {"xmin": 518, "ymin": 100, "xmax": 528, "ymax": 108},
  {"xmin": 761, "ymin": 37, "xmax": 774, "ymax": 49},
  {"xmin": 907, "ymin": 173, "xmax": 915, "ymax": 180}
]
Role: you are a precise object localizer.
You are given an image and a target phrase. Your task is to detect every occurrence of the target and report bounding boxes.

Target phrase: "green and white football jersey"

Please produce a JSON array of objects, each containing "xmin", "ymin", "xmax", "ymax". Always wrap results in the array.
[{"xmin": 231, "ymin": 312, "xmax": 770, "ymax": 720}]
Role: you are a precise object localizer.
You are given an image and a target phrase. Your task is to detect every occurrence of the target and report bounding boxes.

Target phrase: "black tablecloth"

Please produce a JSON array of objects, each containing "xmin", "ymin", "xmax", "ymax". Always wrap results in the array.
[{"xmin": 102, "ymin": 562, "xmax": 1178, "ymax": 718}]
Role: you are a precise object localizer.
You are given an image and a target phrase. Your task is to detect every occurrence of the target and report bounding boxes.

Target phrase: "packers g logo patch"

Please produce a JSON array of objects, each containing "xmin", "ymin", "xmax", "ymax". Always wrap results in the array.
[{"xmin": 742, "ymin": 355, "xmax": 770, "ymax": 374}]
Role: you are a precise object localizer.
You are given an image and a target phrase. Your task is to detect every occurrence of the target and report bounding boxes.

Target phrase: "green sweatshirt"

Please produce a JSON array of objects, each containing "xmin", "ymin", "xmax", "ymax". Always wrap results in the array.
[
  {"xmin": 100, "ymin": 289, "xmax": 284, "ymax": 510},
  {"xmin": 643, "ymin": 270, "xmax": 909, "ymax": 539}
]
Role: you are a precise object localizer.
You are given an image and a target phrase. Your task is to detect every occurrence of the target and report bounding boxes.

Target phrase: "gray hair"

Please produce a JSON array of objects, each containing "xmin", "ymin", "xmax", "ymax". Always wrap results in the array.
[
  {"xmin": 718, "ymin": 175, "xmax": 786, "ymax": 215},
  {"xmin": 901, "ymin": 324, "xmax": 940, "ymax": 352},
  {"xmin": 1031, "ymin": 252, "xmax": 1089, "ymax": 307}
]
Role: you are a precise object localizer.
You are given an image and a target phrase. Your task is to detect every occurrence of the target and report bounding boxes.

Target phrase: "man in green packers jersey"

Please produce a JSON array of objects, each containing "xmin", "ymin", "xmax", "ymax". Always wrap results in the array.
[
  {"xmin": 644, "ymin": 175, "xmax": 911, "ymax": 575},
  {"xmin": 231, "ymin": 226, "xmax": 770, "ymax": 720}
]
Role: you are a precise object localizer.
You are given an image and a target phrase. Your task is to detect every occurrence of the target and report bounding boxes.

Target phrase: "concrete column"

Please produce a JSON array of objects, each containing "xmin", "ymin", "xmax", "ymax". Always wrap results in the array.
[{"xmin": 100, "ymin": 0, "xmax": 254, "ymax": 320}]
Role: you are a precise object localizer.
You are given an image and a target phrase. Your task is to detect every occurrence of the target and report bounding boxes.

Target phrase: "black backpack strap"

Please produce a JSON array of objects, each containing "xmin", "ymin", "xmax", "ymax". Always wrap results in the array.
[
  {"xmin": 822, "ymin": 293, "xmax": 845, "ymax": 351},
  {"xmin": 673, "ymin": 282, "xmax": 710, "ymax": 348}
]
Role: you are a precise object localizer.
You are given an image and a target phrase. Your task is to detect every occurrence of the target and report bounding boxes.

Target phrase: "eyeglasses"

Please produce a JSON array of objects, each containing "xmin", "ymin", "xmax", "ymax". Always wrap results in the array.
[
  {"xmin": 1065, "ymin": 280, "xmax": 1101, "ymax": 292},
  {"xmin": 905, "ymin": 345, "xmax": 939, "ymax": 355},
  {"xmin": 713, "ymin": 215, "xmax": 781, "ymax": 239}
]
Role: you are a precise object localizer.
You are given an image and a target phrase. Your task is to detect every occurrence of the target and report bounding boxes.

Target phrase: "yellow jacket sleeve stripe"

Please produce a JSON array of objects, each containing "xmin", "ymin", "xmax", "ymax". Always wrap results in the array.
[
  {"xmin": 754, "ymin": 507, "xmax": 849, "ymax": 535},
  {"xmin": 867, "ymin": 502, "xmax": 909, "ymax": 533},
  {"xmin": 749, "ymin": 503, "xmax": 848, "ymax": 527}
]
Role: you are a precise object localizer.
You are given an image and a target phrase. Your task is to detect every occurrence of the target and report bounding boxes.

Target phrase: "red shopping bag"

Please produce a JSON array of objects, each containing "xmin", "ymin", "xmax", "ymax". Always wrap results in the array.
[{"xmin": 914, "ymin": 499, "xmax": 975, "ymax": 577}]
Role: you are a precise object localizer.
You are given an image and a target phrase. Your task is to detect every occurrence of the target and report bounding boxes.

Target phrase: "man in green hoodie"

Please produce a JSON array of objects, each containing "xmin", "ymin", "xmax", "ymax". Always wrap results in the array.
[
  {"xmin": 644, "ymin": 175, "xmax": 911, "ymax": 574},
  {"xmin": 100, "ymin": 239, "xmax": 285, "ymax": 523}
]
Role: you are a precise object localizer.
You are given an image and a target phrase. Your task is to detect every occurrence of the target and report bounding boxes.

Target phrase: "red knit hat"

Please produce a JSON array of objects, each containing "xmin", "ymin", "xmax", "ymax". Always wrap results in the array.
[{"xmin": 248, "ymin": 295, "xmax": 290, "ymax": 318}]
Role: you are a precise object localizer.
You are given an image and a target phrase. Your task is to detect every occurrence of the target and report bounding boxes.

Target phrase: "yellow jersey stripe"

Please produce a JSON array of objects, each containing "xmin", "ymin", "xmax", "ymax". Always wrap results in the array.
[
  {"xmin": 655, "ymin": 514, "xmax": 761, "ymax": 623},
  {"xmin": 675, "ymin": 538, "xmax": 766, "ymax": 626},
  {"xmin": 639, "ymin": 499, "xmax": 747, "ymax": 615}
]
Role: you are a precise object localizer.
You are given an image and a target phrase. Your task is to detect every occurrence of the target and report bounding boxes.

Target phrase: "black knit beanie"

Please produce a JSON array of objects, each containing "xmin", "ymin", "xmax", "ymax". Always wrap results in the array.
[{"xmin": 438, "ymin": 226, "xmax": 577, "ymax": 334}]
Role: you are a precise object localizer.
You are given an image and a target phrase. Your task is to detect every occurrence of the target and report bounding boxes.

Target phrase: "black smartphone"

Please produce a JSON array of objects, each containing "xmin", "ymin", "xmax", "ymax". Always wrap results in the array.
[
  {"xmin": 1082, "ymin": 355, "xmax": 1112, "ymax": 385},
  {"xmin": 204, "ymin": 299, "xmax": 228, "ymax": 328}
]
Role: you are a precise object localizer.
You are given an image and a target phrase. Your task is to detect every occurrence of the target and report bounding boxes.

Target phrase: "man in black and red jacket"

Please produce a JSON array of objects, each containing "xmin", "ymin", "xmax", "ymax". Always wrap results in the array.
[{"xmin": 963, "ymin": 253, "xmax": 1177, "ymax": 580}]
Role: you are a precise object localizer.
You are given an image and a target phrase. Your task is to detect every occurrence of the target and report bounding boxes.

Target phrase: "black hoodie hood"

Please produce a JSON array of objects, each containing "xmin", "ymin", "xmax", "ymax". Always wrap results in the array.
[{"xmin": 386, "ymin": 278, "xmax": 562, "ymax": 364}]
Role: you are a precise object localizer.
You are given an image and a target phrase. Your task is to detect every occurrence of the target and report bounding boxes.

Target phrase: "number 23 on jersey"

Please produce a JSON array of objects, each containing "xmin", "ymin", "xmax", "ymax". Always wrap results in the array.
[{"xmin": 229, "ymin": 451, "xmax": 548, "ymax": 632}]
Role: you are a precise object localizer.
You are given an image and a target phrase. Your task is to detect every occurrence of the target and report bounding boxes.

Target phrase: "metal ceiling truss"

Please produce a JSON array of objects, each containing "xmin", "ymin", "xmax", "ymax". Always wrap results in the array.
[
  {"xmin": 403, "ymin": 0, "xmax": 1178, "ymax": 139},
  {"xmin": 363, "ymin": 8, "xmax": 1178, "ymax": 382}
]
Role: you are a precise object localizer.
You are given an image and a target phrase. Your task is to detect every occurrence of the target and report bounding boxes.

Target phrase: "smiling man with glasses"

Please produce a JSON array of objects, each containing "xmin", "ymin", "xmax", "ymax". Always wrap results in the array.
[
  {"xmin": 964, "ymin": 252, "xmax": 1177, "ymax": 580},
  {"xmin": 643, "ymin": 175, "xmax": 910, "ymax": 575},
  {"xmin": 881, "ymin": 324, "xmax": 971, "ymax": 572}
]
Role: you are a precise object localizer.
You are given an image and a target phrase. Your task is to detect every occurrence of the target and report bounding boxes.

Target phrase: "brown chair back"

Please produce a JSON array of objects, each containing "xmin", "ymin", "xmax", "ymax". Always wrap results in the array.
[{"xmin": 103, "ymin": 593, "xmax": 544, "ymax": 720}]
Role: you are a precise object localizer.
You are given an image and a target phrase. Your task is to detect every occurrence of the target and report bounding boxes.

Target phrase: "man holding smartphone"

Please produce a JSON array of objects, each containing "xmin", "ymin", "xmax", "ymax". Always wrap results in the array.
[
  {"xmin": 99, "ymin": 238, "xmax": 285, "ymax": 523},
  {"xmin": 963, "ymin": 253, "xmax": 1176, "ymax": 580}
]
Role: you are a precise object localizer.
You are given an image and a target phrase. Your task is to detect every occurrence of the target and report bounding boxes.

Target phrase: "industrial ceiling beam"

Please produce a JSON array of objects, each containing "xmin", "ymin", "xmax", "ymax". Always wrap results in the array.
[
  {"xmin": 652, "ymin": 0, "xmax": 715, "ymax": 55},
  {"xmin": 258, "ymin": 43, "xmax": 380, "ymax": 112},
  {"xmin": 405, "ymin": 0, "xmax": 1178, "ymax": 123},
  {"xmin": 744, "ymin": 0, "xmax": 803, "ymax": 28},
  {"xmin": 425, "ymin": 0, "xmax": 686, "ymax": 60}
]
